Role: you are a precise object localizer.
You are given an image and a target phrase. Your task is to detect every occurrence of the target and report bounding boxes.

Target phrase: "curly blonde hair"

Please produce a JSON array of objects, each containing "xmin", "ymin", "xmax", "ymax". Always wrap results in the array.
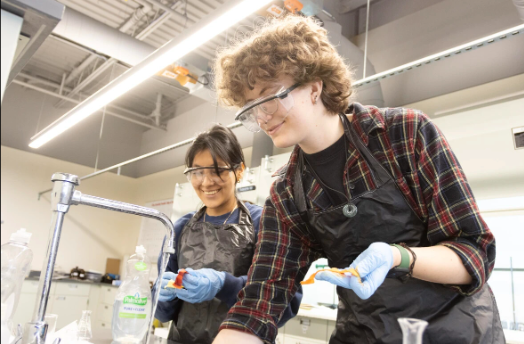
[{"xmin": 214, "ymin": 15, "xmax": 353, "ymax": 115}]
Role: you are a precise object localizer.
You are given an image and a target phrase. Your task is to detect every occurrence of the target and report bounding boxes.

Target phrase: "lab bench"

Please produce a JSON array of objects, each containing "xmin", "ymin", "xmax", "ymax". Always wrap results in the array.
[
  {"xmin": 280, "ymin": 306, "xmax": 524, "ymax": 344},
  {"xmin": 13, "ymin": 280, "xmax": 524, "ymax": 343},
  {"xmin": 13, "ymin": 279, "xmax": 118, "ymax": 331},
  {"xmin": 277, "ymin": 307, "xmax": 338, "ymax": 344}
]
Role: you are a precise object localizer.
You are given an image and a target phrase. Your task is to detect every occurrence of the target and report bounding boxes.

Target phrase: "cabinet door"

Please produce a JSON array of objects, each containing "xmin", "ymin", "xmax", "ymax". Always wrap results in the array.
[
  {"xmin": 55, "ymin": 283, "xmax": 90, "ymax": 297},
  {"xmin": 13, "ymin": 281, "xmax": 58, "ymax": 327},
  {"xmin": 100, "ymin": 286, "xmax": 118, "ymax": 305},
  {"xmin": 12, "ymin": 293, "xmax": 37, "ymax": 327},
  {"xmin": 50, "ymin": 295, "xmax": 89, "ymax": 330},
  {"xmin": 284, "ymin": 317, "xmax": 328, "ymax": 342},
  {"xmin": 95, "ymin": 320, "xmax": 111, "ymax": 330},
  {"xmin": 97, "ymin": 303, "xmax": 113, "ymax": 323}
]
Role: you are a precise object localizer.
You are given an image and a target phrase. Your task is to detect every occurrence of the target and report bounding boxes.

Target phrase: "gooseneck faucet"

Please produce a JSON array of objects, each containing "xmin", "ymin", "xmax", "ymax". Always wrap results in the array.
[{"xmin": 22, "ymin": 173, "xmax": 175, "ymax": 344}]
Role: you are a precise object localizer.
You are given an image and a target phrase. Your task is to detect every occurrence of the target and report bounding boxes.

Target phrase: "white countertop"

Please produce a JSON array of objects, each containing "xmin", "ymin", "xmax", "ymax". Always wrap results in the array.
[
  {"xmin": 294, "ymin": 307, "xmax": 524, "ymax": 343},
  {"xmin": 296, "ymin": 306, "xmax": 338, "ymax": 322}
]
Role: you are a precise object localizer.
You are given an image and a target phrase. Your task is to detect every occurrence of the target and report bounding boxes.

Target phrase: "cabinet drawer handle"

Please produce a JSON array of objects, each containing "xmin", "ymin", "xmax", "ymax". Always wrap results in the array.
[
  {"xmin": 68, "ymin": 284, "xmax": 78, "ymax": 289},
  {"xmin": 56, "ymin": 296, "xmax": 66, "ymax": 301},
  {"xmin": 101, "ymin": 323, "xmax": 105, "ymax": 327},
  {"xmin": 105, "ymin": 306, "xmax": 108, "ymax": 309}
]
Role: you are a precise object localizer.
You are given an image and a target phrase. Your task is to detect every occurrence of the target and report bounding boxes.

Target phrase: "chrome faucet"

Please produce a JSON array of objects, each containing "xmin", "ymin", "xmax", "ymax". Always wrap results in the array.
[{"xmin": 22, "ymin": 173, "xmax": 175, "ymax": 344}]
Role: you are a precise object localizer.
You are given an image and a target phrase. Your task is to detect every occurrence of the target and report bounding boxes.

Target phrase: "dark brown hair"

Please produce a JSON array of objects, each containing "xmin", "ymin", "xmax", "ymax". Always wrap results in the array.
[{"xmin": 185, "ymin": 124, "xmax": 244, "ymax": 182}]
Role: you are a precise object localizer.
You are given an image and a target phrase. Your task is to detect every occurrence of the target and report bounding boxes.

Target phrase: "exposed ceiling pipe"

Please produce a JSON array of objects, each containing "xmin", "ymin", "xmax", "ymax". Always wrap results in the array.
[
  {"xmin": 151, "ymin": 93, "xmax": 163, "ymax": 126},
  {"xmin": 513, "ymin": 0, "xmax": 524, "ymax": 21},
  {"xmin": 36, "ymin": 120, "xmax": 244, "ymax": 197},
  {"xmin": 52, "ymin": 8, "xmax": 154, "ymax": 83},
  {"xmin": 51, "ymin": 5, "xmax": 384, "ymax": 134},
  {"xmin": 58, "ymin": 0, "xmax": 152, "ymax": 88},
  {"xmin": 51, "ymin": 7, "xmax": 216, "ymax": 104},
  {"xmin": 18, "ymin": 72, "xmax": 153, "ymax": 121},
  {"xmin": 52, "ymin": 7, "xmax": 206, "ymax": 71},
  {"xmin": 12, "ymin": 80, "xmax": 165, "ymax": 131},
  {"xmin": 52, "ymin": 4, "xmax": 190, "ymax": 108}
]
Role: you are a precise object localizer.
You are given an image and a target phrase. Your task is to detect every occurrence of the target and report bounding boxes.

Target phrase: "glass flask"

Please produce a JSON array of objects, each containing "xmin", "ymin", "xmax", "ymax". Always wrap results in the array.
[
  {"xmin": 398, "ymin": 317, "xmax": 428, "ymax": 344},
  {"xmin": 77, "ymin": 310, "xmax": 93, "ymax": 342}
]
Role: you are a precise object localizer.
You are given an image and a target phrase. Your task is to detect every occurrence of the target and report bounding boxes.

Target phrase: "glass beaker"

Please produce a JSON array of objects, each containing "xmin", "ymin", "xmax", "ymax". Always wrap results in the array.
[
  {"xmin": 77, "ymin": 310, "xmax": 92, "ymax": 342},
  {"xmin": 398, "ymin": 317, "xmax": 428, "ymax": 344}
]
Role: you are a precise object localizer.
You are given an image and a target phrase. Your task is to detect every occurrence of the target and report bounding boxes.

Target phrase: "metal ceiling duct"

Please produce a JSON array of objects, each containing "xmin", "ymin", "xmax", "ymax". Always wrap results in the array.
[
  {"xmin": 1, "ymin": 0, "xmax": 64, "ymax": 85},
  {"xmin": 52, "ymin": 7, "xmax": 216, "ymax": 102},
  {"xmin": 52, "ymin": 7, "xmax": 153, "ymax": 67},
  {"xmin": 52, "ymin": 7, "xmax": 385, "ymax": 106}
]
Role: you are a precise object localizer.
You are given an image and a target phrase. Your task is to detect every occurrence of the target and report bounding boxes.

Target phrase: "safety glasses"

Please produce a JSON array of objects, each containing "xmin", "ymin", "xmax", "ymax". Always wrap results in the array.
[
  {"xmin": 183, "ymin": 165, "xmax": 237, "ymax": 184},
  {"xmin": 234, "ymin": 83, "xmax": 300, "ymax": 132}
]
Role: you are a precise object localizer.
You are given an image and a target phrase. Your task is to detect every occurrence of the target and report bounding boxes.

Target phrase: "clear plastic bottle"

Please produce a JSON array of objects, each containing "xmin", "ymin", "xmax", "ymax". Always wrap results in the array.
[
  {"xmin": 1, "ymin": 229, "xmax": 33, "ymax": 322},
  {"xmin": 111, "ymin": 246, "xmax": 151, "ymax": 344}
]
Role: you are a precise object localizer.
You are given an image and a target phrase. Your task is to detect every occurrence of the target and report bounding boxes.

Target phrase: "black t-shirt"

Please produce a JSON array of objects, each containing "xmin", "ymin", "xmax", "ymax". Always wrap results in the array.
[{"xmin": 303, "ymin": 133, "xmax": 347, "ymax": 206}]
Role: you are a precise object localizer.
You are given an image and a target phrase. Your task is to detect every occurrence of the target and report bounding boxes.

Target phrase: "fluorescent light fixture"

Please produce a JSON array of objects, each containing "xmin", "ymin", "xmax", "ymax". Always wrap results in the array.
[
  {"xmin": 29, "ymin": 0, "xmax": 272, "ymax": 148},
  {"xmin": 353, "ymin": 23, "xmax": 524, "ymax": 87}
]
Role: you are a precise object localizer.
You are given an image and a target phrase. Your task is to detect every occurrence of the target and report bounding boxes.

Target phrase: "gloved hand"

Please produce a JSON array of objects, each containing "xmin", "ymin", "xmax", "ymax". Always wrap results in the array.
[
  {"xmin": 158, "ymin": 271, "xmax": 179, "ymax": 302},
  {"xmin": 175, "ymin": 267, "xmax": 226, "ymax": 304},
  {"xmin": 315, "ymin": 242, "xmax": 394, "ymax": 300}
]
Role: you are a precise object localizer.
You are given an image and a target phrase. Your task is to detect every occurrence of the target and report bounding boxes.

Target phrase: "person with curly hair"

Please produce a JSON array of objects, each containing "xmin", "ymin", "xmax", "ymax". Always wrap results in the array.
[{"xmin": 211, "ymin": 15, "xmax": 503, "ymax": 344}]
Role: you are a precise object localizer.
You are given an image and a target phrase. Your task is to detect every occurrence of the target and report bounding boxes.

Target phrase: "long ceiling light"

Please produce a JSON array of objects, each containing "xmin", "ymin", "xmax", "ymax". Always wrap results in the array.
[
  {"xmin": 29, "ymin": 0, "xmax": 272, "ymax": 148},
  {"xmin": 353, "ymin": 23, "xmax": 524, "ymax": 87}
]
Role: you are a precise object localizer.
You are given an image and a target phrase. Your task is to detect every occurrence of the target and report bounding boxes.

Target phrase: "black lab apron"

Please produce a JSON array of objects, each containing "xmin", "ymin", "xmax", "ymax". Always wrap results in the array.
[
  {"xmin": 168, "ymin": 201, "xmax": 256, "ymax": 344},
  {"xmin": 293, "ymin": 114, "xmax": 504, "ymax": 344}
]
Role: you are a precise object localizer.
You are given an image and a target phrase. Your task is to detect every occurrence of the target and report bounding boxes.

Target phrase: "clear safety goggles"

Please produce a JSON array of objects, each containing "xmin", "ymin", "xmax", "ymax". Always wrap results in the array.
[
  {"xmin": 183, "ymin": 165, "xmax": 237, "ymax": 184},
  {"xmin": 234, "ymin": 83, "xmax": 300, "ymax": 132}
]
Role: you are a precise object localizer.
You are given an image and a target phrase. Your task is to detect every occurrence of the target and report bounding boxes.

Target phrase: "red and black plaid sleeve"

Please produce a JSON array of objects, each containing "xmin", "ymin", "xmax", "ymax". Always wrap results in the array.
[
  {"xmin": 410, "ymin": 111, "xmax": 495, "ymax": 294},
  {"xmin": 219, "ymin": 177, "xmax": 320, "ymax": 343}
]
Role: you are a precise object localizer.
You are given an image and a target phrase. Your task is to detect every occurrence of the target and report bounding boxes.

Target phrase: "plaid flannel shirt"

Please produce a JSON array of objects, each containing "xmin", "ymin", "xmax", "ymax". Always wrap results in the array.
[{"xmin": 219, "ymin": 103, "xmax": 496, "ymax": 343}]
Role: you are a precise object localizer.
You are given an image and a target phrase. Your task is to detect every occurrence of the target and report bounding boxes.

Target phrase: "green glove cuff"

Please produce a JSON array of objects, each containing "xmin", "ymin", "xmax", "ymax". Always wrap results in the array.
[{"xmin": 391, "ymin": 244, "xmax": 410, "ymax": 272}]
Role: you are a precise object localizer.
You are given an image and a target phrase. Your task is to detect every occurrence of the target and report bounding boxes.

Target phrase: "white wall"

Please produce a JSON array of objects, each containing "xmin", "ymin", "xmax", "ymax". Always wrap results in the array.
[
  {"xmin": 0, "ymin": 146, "xmax": 141, "ymax": 274},
  {"xmin": 1, "ymin": 84, "xmax": 145, "ymax": 177},
  {"xmin": 406, "ymin": 74, "xmax": 524, "ymax": 200},
  {"xmin": 0, "ymin": 144, "xmax": 255, "ymax": 276}
]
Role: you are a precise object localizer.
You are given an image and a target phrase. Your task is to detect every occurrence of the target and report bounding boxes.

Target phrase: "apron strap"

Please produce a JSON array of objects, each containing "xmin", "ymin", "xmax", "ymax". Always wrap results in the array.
[
  {"xmin": 236, "ymin": 200, "xmax": 253, "ymax": 226},
  {"xmin": 339, "ymin": 113, "xmax": 392, "ymax": 186},
  {"xmin": 293, "ymin": 152, "xmax": 312, "ymax": 227}
]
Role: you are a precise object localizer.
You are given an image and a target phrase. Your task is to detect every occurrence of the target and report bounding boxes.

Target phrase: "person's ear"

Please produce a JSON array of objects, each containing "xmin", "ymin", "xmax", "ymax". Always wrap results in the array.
[{"xmin": 310, "ymin": 79, "xmax": 323, "ymax": 105}]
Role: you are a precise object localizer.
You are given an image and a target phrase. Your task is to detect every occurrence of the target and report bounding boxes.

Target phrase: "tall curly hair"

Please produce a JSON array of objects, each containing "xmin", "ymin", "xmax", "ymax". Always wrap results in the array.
[{"xmin": 214, "ymin": 15, "xmax": 353, "ymax": 115}]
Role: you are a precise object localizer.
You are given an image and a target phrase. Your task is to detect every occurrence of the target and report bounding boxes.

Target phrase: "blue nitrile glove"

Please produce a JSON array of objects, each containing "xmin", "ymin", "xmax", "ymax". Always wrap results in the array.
[
  {"xmin": 158, "ymin": 271, "xmax": 179, "ymax": 302},
  {"xmin": 315, "ymin": 242, "xmax": 394, "ymax": 300},
  {"xmin": 175, "ymin": 267, "xmax": 226, "ymax": 304}
]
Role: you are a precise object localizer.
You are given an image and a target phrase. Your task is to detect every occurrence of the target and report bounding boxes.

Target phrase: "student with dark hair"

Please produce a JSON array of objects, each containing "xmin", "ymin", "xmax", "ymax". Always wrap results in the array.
[{"xmin": 154, "ymin": 124, "xmax": 301, "ymax": 344}]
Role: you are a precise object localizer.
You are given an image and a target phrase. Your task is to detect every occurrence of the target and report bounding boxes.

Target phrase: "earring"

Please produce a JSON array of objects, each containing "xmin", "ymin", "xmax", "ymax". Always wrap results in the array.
[{"xmin": 313, "ymin": 96, "xmax": 318, "ymax": 104}]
